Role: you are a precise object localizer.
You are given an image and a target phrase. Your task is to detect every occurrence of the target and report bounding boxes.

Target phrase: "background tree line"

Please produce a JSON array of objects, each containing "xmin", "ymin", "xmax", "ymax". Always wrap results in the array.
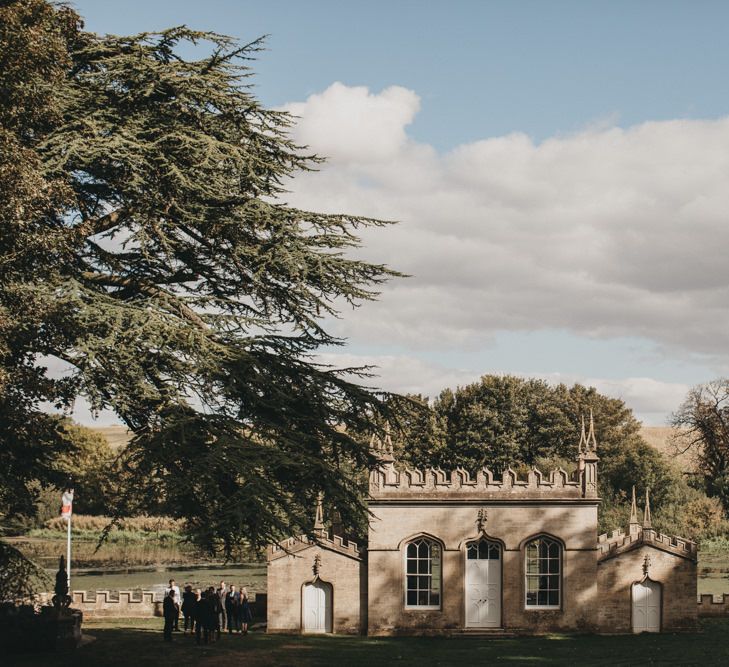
[{"xmin": 386, "ymin": 375, "xmax": 729, "ymax": 541}]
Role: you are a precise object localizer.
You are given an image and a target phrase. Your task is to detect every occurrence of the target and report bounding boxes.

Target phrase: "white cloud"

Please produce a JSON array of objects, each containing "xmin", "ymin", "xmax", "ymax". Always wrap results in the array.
[
  {"xmin": 282, "ymin": 82, "xmax": 420, "ymax": 163},
  {"xmin": 281, "ymin": 83, "xmax": 729, "ymax": 366}
]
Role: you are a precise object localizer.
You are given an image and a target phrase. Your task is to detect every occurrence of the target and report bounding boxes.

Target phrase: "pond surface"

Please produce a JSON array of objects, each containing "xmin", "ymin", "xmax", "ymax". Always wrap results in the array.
[
  {"xmin": 68, "ymin": 562, "xmax": 266, "ymax": 595},
  {"xmin": 7, "ymin": 537, "xmax": 266, "ymax": 594},
  {"xmin": 697, "ymin": 553, "xmax": 729, "ymax": 597},
  {"xmin": 7, "ymin": 537, "xmax": 729, "ymax": 597}
]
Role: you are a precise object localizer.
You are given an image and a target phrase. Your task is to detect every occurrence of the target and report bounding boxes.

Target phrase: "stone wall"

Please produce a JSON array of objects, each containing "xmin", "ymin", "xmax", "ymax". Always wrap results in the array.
[
  {"xmin": 697, "ymin": 594, "xmax": 729, "ymax": 617},
  {"xmin": 597, "ymin": 545, "xmax": 696, "ymax": 632},
  {"xmin": 34, "ymin": 591, "xmax": 266, "ymax": 620},
  {"xmin": 367, "ymin": 501, "xmax": 600, "ymax": 635}
]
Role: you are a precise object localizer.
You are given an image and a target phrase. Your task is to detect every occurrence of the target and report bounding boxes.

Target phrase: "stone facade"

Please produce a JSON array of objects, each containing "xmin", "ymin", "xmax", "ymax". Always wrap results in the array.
[
  {"xmin": 267, "ymin": 417, "xmax": 703, "ymax": 635},
  {"xmin": 267, "ymin": 533, "xmax": 365, "ymax": 634},
  {"xmin": 597, "ymin": 540, "xmax": 696, "ymax": 632}
]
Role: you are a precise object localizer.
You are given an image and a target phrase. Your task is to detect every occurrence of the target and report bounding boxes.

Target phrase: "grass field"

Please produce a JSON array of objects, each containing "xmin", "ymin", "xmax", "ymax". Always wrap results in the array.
[{"xmin": 9, "ymin": 617, "xmax": 729, "ymax": 667}]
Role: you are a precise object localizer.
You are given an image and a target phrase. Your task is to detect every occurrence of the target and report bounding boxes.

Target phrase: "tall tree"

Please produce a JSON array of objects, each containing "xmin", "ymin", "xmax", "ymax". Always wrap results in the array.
[
  {"xmin": 391, "ymin": 376, "xmax": 689, "ymax": 533},
  {"xmin": 672, "ymin": 379, "xmax": 729, "ymax": 511},
  {"xmin": 0, "ymin": 0, "xmax": 399, "ymax": 556}
]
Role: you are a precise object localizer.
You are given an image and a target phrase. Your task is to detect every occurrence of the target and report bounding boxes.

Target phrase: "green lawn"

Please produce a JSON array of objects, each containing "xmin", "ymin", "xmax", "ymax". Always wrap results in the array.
[{"xmin": 9, "ymin": 618, "xmax": 729, "ymax": 666}]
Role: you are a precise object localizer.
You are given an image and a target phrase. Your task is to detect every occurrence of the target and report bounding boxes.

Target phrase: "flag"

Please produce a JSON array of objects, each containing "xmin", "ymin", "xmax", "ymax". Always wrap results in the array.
[{"xmin": 61, "ymin": 489, "xmax": 74, "ymax": 522}]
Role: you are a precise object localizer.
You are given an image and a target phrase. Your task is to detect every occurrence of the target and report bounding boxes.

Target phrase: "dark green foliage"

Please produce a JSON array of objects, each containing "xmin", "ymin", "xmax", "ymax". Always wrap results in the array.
[
  {"xmin": 672, "ymin": 379, "xmax": 729, "ymax": 512},
  {"xmin": 1, "ymin": 1, "xmax": 399, "ymax": 557},
  {"xmin": 392, "ymin": 375, "xmax": 717, "ymax": 538},
  {"xmin": 0, "ymin": 541, "xmax": 49, "ymax": 601},
  {"xmin": 398, "ymin": 375, "xmax": 643, "ymax": 474}
]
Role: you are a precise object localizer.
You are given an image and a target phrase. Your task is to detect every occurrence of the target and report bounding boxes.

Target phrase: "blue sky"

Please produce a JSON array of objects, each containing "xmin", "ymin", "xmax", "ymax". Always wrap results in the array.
[{"xmin": 70, "ymin": 1, "xmax": 729, "ymax": 424}]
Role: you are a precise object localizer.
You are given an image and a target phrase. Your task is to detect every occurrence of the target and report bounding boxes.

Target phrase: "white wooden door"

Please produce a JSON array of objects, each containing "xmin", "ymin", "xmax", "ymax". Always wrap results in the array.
[
  {"xmin": 303, "ymin": 581, "xmax": 332, "ymax": 633},
  {"xmin": 632, "ymin": 579, "xmax": 661, "ymax": 633},
  {"xmin": 465, "ymin": 540, "xmax": 501, "ymax": 628}
]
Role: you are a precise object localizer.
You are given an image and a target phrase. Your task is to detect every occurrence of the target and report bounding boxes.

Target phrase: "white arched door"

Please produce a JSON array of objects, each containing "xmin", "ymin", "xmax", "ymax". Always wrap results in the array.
[
  {"xmin": 465, "ymin": 539, "xmax": 501, "ymax": 628},
  {"xmin": 303, "ymin": 580, "xmax": 332, "ymax": 633},
  {"xmin": 632, "ymin": 579, "xmax": 661, "ymax": 633}
]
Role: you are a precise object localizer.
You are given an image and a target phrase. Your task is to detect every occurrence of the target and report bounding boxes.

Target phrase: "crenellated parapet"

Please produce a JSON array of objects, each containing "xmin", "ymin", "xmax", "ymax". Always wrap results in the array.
[
  {"xmin": 369, "ymin": 463, "xmax": 592, "ymax": 501},
  {"xmin": 597, "ymin": 527, "xmax": 697, "ymax": 561},
  {"xmin": 268, "ymin": 532, "xmax": 361, "ymax": 562},
  {"xmin": 369, "ymin": 413, "xmax": 600, "ymax": 501},
  {"xmin": 33, "ymin": 590, "xmax": 266, "ymax": 619}
]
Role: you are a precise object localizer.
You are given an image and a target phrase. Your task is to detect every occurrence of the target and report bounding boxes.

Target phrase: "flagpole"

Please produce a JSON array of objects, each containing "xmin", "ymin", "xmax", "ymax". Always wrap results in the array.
[
  {"xmin": 61, "ymin": 487, "xmax": 74, "ymax": 591},
  {"xmin": 67, "ymin": 510, "xmax": 72, "ymax": 590}
]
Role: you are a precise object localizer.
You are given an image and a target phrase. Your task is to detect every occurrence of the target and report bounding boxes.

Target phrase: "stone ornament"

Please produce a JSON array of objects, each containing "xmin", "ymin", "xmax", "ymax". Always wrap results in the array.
[
  {"xmin": 313, "ymin": 552, "xmax": 322, "ymax": 577},
  {"xmin": 476, "ymin": 508, "xmax": 488, "ymax": 534}
]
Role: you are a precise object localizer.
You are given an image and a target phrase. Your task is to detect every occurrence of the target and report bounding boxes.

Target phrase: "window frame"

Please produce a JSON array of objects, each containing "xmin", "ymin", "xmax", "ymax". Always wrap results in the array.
[
  {"xmin": 523, "ymin": 535, "xmax": 562, "ymax": 610},
  {"xmin": 403, "ymin": 536, "xmax": 443, "ymax": 611}
]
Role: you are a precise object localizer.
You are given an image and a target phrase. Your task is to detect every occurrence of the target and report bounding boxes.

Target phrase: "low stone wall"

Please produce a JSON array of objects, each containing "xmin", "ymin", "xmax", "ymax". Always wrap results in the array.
[
  {"xmin": 34, "ymin": 591, "xmax": 267, "ymax": 620},
  {"xmin": 697, "ymin": 594, "xmax": 729, "ymax": 617}
]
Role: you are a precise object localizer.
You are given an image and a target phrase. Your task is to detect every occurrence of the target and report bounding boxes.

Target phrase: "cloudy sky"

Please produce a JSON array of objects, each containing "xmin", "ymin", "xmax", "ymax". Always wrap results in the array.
[{"xmin": 72, "ymin": 0, "xmax": 729, "ymax": 425}]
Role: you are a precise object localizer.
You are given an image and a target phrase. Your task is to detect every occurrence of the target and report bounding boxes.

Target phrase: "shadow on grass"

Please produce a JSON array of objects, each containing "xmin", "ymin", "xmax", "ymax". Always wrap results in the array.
[{"xmin": 8, "ymin": 619, "xmax": 729, "ymax": 667}]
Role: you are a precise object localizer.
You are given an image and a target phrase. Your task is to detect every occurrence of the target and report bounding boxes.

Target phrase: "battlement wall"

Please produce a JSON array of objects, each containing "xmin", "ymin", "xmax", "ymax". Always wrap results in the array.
[
  {"xmin": 697, "ymin": 594, "xmax": 729, "ymax": 617},
  {"xmin": 33, "ymin": 591, "xmax": 267, "ymax": 619},
  {"xmin": 369, "ymin": 463, "xmax": 588, "ymax": 500},
  {"xmin": 268, "ymin": 533, "xmax": 360, "ymax": 561},
  {"xmin": 597, "ymin": 528, "xmax": 696, "ymax": 560}
]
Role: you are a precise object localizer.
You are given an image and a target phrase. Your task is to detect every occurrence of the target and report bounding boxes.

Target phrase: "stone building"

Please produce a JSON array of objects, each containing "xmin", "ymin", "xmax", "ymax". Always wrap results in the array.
[{"xmin": 267, "ymin": 417, "xmax": 698, "ymax": 635}]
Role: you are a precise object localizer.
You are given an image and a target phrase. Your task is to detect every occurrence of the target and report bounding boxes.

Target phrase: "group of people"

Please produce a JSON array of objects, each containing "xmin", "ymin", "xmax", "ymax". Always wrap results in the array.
[{"xmin": 162, "ymin": 579, "xmax": 254, "ymax": 643}]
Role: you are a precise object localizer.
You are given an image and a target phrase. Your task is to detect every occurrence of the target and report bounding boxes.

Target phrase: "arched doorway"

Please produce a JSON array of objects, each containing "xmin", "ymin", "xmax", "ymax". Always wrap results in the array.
[
  {"xmin": 632, "ymin": 578, "xmax": 661, "ymax": 633},
  {"xmin": 465, "ymin": 538, "xmax": 501, "ymax": 627},
  {"xmin": 303, "ymin": 580, "xmax": 333, "ymax": 633}
]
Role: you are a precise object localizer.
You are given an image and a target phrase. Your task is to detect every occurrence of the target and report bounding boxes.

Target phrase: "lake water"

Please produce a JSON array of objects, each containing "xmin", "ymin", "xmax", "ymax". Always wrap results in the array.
[
  {"xmin": 7, "ymin": 537, "xmax": 729, "ymax": 597},
  {"xmin": 7, "ymin": 537, "xmax": 267, "ymax": 595}
]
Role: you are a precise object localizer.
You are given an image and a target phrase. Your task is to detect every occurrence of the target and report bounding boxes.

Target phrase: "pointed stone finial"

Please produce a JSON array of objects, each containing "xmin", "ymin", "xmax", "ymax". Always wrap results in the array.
[
  {"xmin": 630, "ymin": 486, "xmax": 638, "ymax": 522},
  {"xmin": 586, "ymin": 409, "xmax": 598, "ymax": 451},
  {"xmin": 383, "ymin": 421, "xmax": 394, "ymax": 457},
  {"xmin": 578, "ymin": 415, "xmax": 587, "ymax": 454},
  {"xmin": 643, "ymin": 488, "xmax": 652, "ymax": 529},
  {"xmin": 371, "ymin": 422, "xmax": 395, "ymax": 463},
  {"xmin": 628, "ymin": 486, "xmax": 641, "ymax": 535},
  {"xmin": 313, "ymin": 493, "xmax": 325, "ymax": 537}
]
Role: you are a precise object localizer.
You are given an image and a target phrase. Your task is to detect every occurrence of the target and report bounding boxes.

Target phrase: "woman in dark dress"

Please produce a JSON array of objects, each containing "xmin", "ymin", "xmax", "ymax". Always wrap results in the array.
[
  {"xmin": 193, "ymin": 588, "xmax": 207, "ymax": 645},
  {"xmin": 239, "ymin": 586, "xmax": 253, "ymax": 635},
  {"xmin": 206, "ymin": 586, "xmax": 221, "ymax": 641}
]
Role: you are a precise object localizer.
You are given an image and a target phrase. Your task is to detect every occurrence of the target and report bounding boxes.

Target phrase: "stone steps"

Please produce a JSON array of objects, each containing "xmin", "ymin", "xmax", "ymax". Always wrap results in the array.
[{"xmin": 450, "ymin": 628, "xmax": 517, "ymax": 638}]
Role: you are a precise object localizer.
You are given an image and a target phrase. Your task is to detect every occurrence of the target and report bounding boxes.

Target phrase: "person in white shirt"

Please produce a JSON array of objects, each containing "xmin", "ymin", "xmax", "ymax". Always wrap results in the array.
[{"xmin": 165, "ymin": 579, "xmax": 181, "ymax": 631}]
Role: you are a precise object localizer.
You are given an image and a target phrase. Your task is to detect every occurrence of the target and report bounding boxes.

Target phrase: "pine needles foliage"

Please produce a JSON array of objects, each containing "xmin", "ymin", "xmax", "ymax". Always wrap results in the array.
[{"xmin": 0, "ymin": 0, "xmax": 401, "ymax": 559}]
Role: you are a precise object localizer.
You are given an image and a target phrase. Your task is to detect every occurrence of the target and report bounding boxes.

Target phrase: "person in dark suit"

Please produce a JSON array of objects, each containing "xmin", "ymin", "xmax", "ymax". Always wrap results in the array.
[
  {"xmin": 225, "ymin": 584, "xmax": 240, "ymax": 633},
  {"xmin": 207, "ymin": 586, "xmax": 222, "ymax": 641},
  {"xmin": 181, "ymin": 584, "xmax": 195, "ymax": 634},
  {"xmin": 163, "ymin": 589, "xmax": 177, "ymax": 641},
  {"xmin": 193, "ymin": 588, "xmax": 207, "ymax": 645},
  {"xmin": 216, "ymin": 581, "xmax": 227, "ymax": 634}
]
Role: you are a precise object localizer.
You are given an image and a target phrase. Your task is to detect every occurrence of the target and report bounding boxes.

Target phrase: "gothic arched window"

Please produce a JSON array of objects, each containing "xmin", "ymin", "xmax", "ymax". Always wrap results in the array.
[
  {"xmin": 405, "ymin": 538, "xmax": 442, "ymax": 608},
  {"xmin": 525, "ymin": 536, "xmax": 561, "ymax": 608}
]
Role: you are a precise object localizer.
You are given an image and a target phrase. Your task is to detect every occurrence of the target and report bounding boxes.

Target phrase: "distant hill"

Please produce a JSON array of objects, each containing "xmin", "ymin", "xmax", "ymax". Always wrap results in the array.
[
  {"xmin": 640, "ymin": 425, "xmax": 697, "ymax": 472},
  {"xmin": 86, "ymin": 423, "xmax": 699, "ymax": 471},
  {"xmin": 89, "ymin": 425, "xmax": 132, "ymax": 451}
]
